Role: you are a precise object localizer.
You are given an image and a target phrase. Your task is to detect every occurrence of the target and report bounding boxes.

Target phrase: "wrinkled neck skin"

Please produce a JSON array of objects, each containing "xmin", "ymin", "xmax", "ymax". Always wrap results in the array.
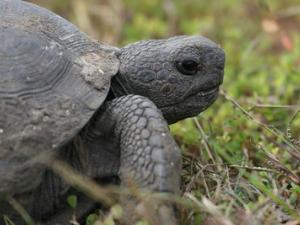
[
  {"xmin": 110, "ymin": 73, "xmax": 219, "ymax": 124},
  {"xmin": 110, "ymin": 73, "xmax": 129, "ymax": 99}
]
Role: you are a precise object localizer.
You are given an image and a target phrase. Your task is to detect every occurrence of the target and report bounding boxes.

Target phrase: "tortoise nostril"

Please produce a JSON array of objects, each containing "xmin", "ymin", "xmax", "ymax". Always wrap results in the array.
[
  {"xmin": 161, "ymin": 84, "xmax": 172, "ymax": 94},
  {"xmin": 197, "ymin": 62, "xmax": 205, "ymax": 71}
]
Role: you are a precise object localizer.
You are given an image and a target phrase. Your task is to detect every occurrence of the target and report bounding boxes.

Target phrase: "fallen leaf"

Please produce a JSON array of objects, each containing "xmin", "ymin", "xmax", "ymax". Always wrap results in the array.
[{"xmin": 262, "ymin": 19, "xmax": 280, "ymax": 33}]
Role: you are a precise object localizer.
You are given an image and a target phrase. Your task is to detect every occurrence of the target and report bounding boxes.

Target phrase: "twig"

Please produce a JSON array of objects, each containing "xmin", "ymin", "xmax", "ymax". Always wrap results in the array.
[
  {"xmin": 193, "ymin": 118, "xmax": 216, "ymax": 164},
  {"xmin": 184, "ymin": 164, "xmax": 211, "ymax": 198},
  {"xmin": 251, "ymin": 104, "xmax": 300, "ymax": 109},
  {"xmin": 228, "ymin": 165, "xmax": 279, "ymax": 173}
]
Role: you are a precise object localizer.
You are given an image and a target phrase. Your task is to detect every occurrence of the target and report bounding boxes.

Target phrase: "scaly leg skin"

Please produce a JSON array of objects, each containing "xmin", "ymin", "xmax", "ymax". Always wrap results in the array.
[
  {"xmin": 88, "ymin": 94, "xmax": 182, "ymax": 225},
  {"xmin": 0, "ymin": 95, "xmax": 181, "ymax": 225}
]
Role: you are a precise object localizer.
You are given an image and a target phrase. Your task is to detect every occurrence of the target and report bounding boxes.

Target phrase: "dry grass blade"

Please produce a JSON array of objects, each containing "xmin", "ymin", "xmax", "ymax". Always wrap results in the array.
[
  {"xmin": 193, "ymin": 118, "xmax": 216, "ymax": 165},
  {"xmin": 184, "ymin": 193, "xmax": 234, "ymax": 225},
  {"xmin": 48, "ymin": 159, "xmax": 116, "ymax": 205},
  {"xmin": 184, "ymin": 164, "xmax": 212, "ymax": 198},
  {"xmin": 220, "ymin": 90, "xmax": 300, "ymax": 164},
  {"xmin": 251, "ymin": 104, "xmax": 300, "ymax": 109},
  {"xmin": 228, "ymin": 164, "xmax": 279, "ymax": 173},
  {"xmin": 286, "ymin": 110, "xmax": 300, "ymax": 150},
  {"xmin": 257, "ymin": 144, "xmax": 300, "ymax": 185},
  {"xmin": 249, "ymin": 174, "xmax": 300, "ymax": 222},
  {"xmin": 49, "ymin": 160, "xmax": 181, "ymax": 225},
  {"xmin": 220, "ymin": 90, "xmax": 300, "ymax": 160},
  {"xmin": 6, "ymin": 196, "xmax": 36, "ymax": 225}
]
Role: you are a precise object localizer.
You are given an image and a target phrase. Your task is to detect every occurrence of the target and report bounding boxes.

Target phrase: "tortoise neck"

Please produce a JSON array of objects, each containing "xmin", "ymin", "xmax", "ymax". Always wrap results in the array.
[{"xmin": 110, "ymin": 73, "xmax": 129, "ymax": 98}]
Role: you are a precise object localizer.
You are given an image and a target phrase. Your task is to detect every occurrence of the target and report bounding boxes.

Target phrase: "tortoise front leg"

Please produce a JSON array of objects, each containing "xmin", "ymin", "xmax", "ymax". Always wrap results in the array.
[{"xmin": 91, "ymin": 94, "xmax": 181, "ymax": 224}]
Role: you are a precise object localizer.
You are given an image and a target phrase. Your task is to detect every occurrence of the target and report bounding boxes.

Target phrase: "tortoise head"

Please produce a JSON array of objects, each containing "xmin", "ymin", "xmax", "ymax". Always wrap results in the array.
[{"xmin": 111, "ymin": 36, "xmax": 225, "ymax": 124}]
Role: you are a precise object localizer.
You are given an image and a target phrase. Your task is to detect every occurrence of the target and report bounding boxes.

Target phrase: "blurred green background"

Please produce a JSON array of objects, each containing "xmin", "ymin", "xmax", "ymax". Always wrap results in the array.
[{"xmin": 26, "ymin": 0, "xmax": 300, "ymax": 224}]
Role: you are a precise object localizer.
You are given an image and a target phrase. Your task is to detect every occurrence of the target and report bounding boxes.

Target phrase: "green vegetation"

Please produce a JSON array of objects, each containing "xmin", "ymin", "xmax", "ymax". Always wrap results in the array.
[{"xmin": 27, "ymin": 0, "xmax": 300, "ymax": 224}]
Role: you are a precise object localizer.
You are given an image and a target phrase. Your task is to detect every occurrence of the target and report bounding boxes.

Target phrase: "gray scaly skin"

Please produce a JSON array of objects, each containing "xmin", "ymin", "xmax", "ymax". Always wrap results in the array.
[
  {"xmin": 86, "ymin": 95, "xmax": 181, "ymax": 192},
  {"xmin": 0, "ymin": 1, "xmax": 225, "ymax": 224}
]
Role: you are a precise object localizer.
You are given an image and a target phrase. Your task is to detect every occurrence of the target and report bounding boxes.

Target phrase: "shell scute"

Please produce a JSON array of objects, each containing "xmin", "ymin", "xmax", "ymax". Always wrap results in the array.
[{"xmin": 0, "ymin": 0, "xmax": 119, "ymax": 194}]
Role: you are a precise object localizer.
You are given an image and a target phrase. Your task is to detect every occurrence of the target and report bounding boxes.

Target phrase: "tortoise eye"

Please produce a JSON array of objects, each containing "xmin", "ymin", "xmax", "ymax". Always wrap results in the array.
[{"xmin": 176, "ymin": 59, "xmax": 198, "ymax": 75}]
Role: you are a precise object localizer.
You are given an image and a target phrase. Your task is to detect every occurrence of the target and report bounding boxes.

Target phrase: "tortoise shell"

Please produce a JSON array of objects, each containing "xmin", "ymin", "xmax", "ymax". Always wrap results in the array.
[{"xmin": 0, "ymin": 0, "xmax": 119, "ymax": 193}]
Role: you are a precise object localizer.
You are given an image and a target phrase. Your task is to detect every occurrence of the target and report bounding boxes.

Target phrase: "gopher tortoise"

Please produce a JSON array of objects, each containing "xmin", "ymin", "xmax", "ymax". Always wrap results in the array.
[{"xmin": 0, "ymin": 0, "xmax": 225, "ymax": 224}]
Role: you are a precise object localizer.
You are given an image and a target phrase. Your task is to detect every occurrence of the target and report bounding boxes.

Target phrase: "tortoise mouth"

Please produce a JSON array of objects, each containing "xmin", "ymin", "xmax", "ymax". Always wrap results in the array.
[
  {"xmin": 187, "ymin": 85, "xmax": 219, "ymax": 98},
  {"xmin": 161, "ymin": 84, "xmax": 220, "ymax": 109},
  {"xmin": 159, "ymin": 85, "xmax": 220, "ymax": 124}
]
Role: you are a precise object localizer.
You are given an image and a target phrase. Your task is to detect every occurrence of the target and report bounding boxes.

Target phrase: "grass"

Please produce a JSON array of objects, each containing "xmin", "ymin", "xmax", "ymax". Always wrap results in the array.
[{"xmin": 16, "ymin": 0, "xmax": 300, "ymax": 224}]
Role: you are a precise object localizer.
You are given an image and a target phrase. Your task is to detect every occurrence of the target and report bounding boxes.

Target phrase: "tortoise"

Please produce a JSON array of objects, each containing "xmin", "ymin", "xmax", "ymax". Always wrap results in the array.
[{"xmin": 0, "ymin": 0, "xmax": 225, "ymax": 224}]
